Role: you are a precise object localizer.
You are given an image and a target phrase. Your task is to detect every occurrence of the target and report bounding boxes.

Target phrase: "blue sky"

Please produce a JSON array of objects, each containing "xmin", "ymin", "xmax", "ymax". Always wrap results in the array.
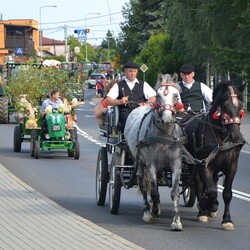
[{"xmin": 1, "ymin": 0, "xmax": 129, "ymax": 45}]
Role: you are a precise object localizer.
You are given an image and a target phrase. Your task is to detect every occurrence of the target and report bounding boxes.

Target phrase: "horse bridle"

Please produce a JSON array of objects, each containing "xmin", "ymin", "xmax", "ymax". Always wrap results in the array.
[
  {"xmin": 212, "ymin": 86, "xmax": 245, "ymax": 126},
  {"xmin": 153, "ymin": 83, "xmax": 183, "ymax": 115}
]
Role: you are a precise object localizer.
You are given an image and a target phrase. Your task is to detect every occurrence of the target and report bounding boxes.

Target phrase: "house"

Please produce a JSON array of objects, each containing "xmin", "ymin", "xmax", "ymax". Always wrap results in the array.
[
  {"xmin": 0, "ymin": 19, "xmax": 39, "ymax": 64},
  {"xmin": 0, "ymin": 18, "xmax": 67, "ymax": 65},
  {"xmin": 41, "ymin": 36, "xmax": 66, "ymax": 58}
]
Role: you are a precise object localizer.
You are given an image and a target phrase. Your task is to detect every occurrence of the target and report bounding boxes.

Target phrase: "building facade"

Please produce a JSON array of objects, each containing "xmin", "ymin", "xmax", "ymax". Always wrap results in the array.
[{"xmin": 0, "ymin": 19, "xmax": 67, "ymax": 65}]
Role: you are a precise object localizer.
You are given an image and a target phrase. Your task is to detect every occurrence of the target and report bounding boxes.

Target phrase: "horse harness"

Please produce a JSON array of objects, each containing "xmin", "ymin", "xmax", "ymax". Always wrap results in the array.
[{"xmin": 185, "ymin": 85, "xmax": 246, "ymax": 168}]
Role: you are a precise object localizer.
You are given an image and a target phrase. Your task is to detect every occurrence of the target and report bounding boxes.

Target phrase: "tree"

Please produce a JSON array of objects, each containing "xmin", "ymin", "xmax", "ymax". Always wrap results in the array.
[
  {"xmin": 165, "ymin": 0, "xmax": 250, "ymax": 82},
  {"xmin": 135, "ymin": 32, "xmax": 180, "ymax": 85},
  {"xmin": 117, "ymin": 0, "xmax": 166, "ymax": 64},
  {"xmin": 101, "ymin": 30, "xmax": 116, "ymax": 50}
]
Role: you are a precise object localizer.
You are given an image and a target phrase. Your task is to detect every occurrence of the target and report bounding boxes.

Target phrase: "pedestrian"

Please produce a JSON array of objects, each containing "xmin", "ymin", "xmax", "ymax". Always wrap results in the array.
[
  {"xmin": 179, "ymin": 64, "xmax": 213, "ymax": 113},
  {"xmin": 105, "ymin": 62, "xmax": 156, "ymax": 130},
  {"xmin": 95, "ymin": 79, "xmax": 103, "ymax": 98}
]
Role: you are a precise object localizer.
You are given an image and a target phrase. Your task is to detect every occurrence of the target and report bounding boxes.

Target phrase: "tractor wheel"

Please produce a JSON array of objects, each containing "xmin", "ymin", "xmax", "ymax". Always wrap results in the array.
[
  {"xmin": 73, "ymin": 141, "xmax": 80, "ymax": 160},
  {"xmin": 30, "ymin": 130, "xmax": 38, "ymax": 157},
  {"xmin": 96, "ymin": 147, "xmax": 108, "ymax": 206},
  {"xmin": 0, "ymin": 97, "xmax": 9, "ymax": 124},
  {"xmin": 70, "ymin": 127, "xmax": 78, "ymax": 141},
  {"xmin": 13, "ymin": 125, "xmax": 22, "ymax": 152},
  {"xmin": 109, "ymin": 152, "xmax": 122, "ymax": 214},
  {"xmin": 34, "ymin": 141, "xmax": 40, "ymax": 159}
]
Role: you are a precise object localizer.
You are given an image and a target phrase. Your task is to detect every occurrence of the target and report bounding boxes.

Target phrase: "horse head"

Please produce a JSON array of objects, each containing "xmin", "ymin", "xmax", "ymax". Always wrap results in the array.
[
  {"xmin": 154, "ymin": 73, "xmax": 183, "ymax": 124},
  {"xmin": 211, "ymin": 80, "xmax": 246, "ymax": 142}
]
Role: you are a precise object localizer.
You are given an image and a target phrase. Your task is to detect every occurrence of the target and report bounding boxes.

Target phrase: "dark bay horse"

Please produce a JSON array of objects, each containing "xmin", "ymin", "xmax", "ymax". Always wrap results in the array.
[
  {"xmin": 124, "ymin": 74, "xmax": 186, "ymax": 231},
  {"xmin": 184, "ymin": 80, "xmax": 246, "ymax": 230}
]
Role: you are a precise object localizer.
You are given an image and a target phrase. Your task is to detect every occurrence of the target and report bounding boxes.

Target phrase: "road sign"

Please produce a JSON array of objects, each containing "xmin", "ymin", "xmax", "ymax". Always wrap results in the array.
[
  {"xmin": 140, "ymin": 64, "xmax": 148, "ymax": 72},
  {"xmin": 15, "ymin": 48, "xmax": 23, "ymax": 54},
  {"xmin": 77, "ymin": 29, "xmax": 86, "ymax": 39}
]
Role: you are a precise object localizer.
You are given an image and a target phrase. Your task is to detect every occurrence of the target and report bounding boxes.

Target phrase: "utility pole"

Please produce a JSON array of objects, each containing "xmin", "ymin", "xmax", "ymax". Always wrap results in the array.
[{"xmin": 64, "ymin": 25, "xmax": 69, "ymax": 62}]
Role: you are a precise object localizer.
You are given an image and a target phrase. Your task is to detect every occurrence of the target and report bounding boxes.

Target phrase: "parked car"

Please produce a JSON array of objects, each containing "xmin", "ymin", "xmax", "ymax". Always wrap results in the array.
[{"xmin": 86, "ymin": 73, "xmax": 106, "ymax": 89}]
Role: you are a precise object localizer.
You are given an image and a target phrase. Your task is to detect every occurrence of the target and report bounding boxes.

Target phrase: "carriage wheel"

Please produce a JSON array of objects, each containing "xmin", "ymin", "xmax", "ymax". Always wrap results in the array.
[
  {"xmin": 34, "ymin": 140, "xmax": 40, "ymax": 159},
  {"xmin": 30, "ymin": 130, "xmax": 37, "ymax": 157},
  {"xmin": 182, "ymin": 185, "xmax": 196, "ymax": 207},
  {"xmin": 109, "ymin": 152, "xmax": 122, "ymax": 214},
  {"xmin": 96, "ymin": 147, "xmax": 109, "ymax": 206},
  {"xmin": 13, "ymin": 125, "xmax": 22, "ymax": 152}
]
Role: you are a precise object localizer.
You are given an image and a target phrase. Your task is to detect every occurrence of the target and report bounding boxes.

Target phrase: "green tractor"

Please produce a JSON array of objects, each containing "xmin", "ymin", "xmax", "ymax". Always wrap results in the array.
[
  {"xmin": 0, "ymin": 62, "xmax": 41, "ymax": 124},
  {"xmin": 30, "ymin": 111, "xmax": 80, "ymax": 159}
]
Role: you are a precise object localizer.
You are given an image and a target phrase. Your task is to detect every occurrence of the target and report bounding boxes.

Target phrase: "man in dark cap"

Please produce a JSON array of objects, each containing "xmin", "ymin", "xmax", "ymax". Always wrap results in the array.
[
  {"xmin": 179, "ymin": 64, "xmax": 212, "ymax": 112},
  {"xmin": 106, "ymin": 62, "xmax": 156, "ymax": 129}
]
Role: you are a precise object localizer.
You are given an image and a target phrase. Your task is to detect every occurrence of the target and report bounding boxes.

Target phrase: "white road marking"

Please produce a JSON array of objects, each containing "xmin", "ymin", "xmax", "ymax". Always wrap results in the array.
[{"xmin": 218, "ymin": 185, "xmax": 250, "ymax": 202}]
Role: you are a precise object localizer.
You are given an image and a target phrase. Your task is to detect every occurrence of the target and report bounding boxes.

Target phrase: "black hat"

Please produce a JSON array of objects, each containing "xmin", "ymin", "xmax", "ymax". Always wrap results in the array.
[
  {"xmin": 179, "ymin": 64, "xmax": 195, "ymax": 73},
  {"xmin": 124, "ymin": 62, "xmax": 139, "ymax": 69}
]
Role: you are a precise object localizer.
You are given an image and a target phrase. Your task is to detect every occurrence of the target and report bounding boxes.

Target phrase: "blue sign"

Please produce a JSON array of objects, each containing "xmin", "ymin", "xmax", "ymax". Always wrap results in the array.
[
  {"xmin": 16, "ymin": 48, "xmax": 23, "ymax": 54},
  {"xmin": 77, "ymin": 29, "xmax": 86, "ymax": 39}
]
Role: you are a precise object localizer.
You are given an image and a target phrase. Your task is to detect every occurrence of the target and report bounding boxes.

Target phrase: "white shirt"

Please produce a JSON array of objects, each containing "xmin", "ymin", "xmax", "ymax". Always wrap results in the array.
[
  {"xmin": 182, "ymin": 80, "xmax": 213, "ymax": 104},
  {"xmin": 107, "ymin": 78, "xmax": 156, "ymax": 100}
]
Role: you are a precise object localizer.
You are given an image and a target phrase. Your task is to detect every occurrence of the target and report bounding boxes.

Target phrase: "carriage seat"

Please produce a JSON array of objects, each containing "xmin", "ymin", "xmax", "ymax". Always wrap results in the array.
[{"xmin": 98, "ymin": 106, "xmax": 123, "ymax": 143}]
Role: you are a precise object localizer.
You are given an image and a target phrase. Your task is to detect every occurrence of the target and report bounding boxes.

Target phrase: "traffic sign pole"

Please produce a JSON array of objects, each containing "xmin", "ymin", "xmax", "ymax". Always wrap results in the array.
[{"xmin": 140, "ymin": 64, "xmax": 148, "ymax": 82}]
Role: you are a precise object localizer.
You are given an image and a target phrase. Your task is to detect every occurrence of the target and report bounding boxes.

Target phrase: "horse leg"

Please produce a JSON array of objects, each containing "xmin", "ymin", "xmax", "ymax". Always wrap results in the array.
[
  {"xmin": 221, "ymin": 166, "xmax": 237, "ymax": 230},
  {"xmin": 170, "ymin": 165, "xmax": 183, "ymax": 231},
  {"xmin": 137, "ymin": 166, "xmax": 153, "ymax": 223},
  {"xmin": 144, "ymin": 164, "xmax": 160, "ymax": 219},
  {"xmin": 193, "ymin": 166, "xmax": 209, "ymax": 222},
  {"xmin": 199, "ymin": 167, "xmax": 219, "ymax": 222},
  {"xmin": 208, "ymin": 174, "xmax": 219, "ymax": 218}
]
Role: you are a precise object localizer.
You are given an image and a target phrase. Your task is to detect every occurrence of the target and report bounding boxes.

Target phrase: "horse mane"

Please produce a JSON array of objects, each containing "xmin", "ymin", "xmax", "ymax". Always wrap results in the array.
[
  {"xmin": 211, "ymin": 80, "xmax": 243, "ymax": 114},
  {"xmin": 154, "ymin": 73, "xmax": 181, "ymax": 93}
]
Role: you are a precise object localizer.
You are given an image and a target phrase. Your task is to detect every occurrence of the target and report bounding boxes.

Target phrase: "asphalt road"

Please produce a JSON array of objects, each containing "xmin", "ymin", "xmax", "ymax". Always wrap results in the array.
[{"xmin": 0, "ymin": 89, "xmax": 250, "ymax": 250}]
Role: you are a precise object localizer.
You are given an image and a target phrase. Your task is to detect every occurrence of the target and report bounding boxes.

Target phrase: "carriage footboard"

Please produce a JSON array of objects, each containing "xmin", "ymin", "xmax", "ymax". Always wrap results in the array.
[{"xmin": 116, "ymin": 165, "xmax": 137, "ymax": 189}]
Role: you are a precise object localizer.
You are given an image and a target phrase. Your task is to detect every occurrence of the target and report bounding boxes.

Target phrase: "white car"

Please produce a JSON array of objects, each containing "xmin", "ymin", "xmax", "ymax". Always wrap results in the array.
[{"xmin": 86, "ymin": 73, "xmax": 106, "ymax": 89}]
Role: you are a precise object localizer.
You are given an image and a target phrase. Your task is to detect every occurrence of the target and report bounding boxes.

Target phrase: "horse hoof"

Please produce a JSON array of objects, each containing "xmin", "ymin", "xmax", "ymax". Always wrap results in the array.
[
  {"xmin": 209, "ymin": 210, "xmax": 218, "ymax": 218},
  {"xmin": 143, "ymin": 211, "xmax": 154, "ymax": 223},
  {"xmin": 221, "ymin": 222, "xmax": 234, "ymax": 231},
  {"xmin": 197, "ymin": 215, "xmax": 209, "ymax": 223},
  {"xmin": 170, "ymin": 222, "xmax": 183, "ymax": 231}
]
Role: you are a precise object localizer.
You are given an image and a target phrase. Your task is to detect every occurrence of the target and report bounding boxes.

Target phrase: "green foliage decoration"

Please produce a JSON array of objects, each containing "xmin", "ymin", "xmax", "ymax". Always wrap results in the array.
[{"xmin": 8, "ymin": 65, "xmax": 75, "ymax": 109}]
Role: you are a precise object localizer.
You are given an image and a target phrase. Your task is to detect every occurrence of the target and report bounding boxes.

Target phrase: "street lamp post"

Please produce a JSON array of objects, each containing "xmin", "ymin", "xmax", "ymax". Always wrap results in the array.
[
  {"xmin": 39, "ymin": 5, "xmax": 57, "ymax": 62},
  {"xmin": 85, "ymin": 12, "xmax": 100, "ymax": 62}
]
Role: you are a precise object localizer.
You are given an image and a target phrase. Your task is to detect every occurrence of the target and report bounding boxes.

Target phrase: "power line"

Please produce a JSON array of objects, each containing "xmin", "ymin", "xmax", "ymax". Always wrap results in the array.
[{"xmin": 42, "ymin": 11, "xmax": 122, "ymax": 25}]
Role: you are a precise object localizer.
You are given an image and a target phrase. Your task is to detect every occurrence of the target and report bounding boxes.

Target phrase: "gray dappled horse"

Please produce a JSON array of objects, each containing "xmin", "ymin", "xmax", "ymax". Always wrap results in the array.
[{"xmin": 124, "ymin": 74, "xmax": 185, "ymax": 231}]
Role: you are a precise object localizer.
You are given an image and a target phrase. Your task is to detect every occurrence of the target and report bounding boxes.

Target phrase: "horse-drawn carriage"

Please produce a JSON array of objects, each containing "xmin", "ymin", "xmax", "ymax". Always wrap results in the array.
[
  {"xmin": 96, "ymin": 74, "xmax": 246, "ymax": 231},
  {"xmin": 95, "ymin": 74, "xmax": 196, "ymax": 230}
]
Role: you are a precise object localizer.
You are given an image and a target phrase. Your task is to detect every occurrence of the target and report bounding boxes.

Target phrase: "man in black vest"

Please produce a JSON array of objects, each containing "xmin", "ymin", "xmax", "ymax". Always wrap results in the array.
[
  {"xmin": 179, "ymin": 64, "xmax": 212, "ymax": 113},
  {"xmin": 106, "ymin": 62, "xmax": 156, "ymax": 130}
]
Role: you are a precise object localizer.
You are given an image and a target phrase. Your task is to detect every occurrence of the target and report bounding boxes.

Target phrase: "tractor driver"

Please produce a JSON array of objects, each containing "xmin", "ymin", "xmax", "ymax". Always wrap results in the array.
[
  {"xmin": 40, "ymin": 90, "xmax": 63, "ymax": 116},
  {"xmin": 105, "ymin": 62, "xmax": 156, "ymax": 130}
]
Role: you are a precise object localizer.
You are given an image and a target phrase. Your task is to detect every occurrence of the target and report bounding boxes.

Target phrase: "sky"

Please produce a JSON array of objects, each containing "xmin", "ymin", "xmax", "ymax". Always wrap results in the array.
[{"xmin": 1, "ymin": 0, "xmax": 129, "ymax": 45}]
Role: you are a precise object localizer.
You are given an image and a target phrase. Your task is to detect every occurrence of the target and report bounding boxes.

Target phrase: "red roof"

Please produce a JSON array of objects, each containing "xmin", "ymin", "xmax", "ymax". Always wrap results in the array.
[{"xmin": 42, "ymin": 37, "xmax": 65, "ymax": 45}]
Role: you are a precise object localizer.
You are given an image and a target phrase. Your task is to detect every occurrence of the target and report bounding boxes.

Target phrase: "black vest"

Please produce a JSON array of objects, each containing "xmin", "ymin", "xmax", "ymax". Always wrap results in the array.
[
  {"xmin": 179, "ymin": 81, "xmax": 203, "ymax": 112},
  {"xmin": 117, "ymin": 80, "xmax": 146, "ymax": 128}
]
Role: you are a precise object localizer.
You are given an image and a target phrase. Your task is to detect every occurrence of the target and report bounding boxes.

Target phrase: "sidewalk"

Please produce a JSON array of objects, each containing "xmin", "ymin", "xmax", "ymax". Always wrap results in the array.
[{"xmin": 0, "ymin": 163, "xmax": 144, "ymax": 250}]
